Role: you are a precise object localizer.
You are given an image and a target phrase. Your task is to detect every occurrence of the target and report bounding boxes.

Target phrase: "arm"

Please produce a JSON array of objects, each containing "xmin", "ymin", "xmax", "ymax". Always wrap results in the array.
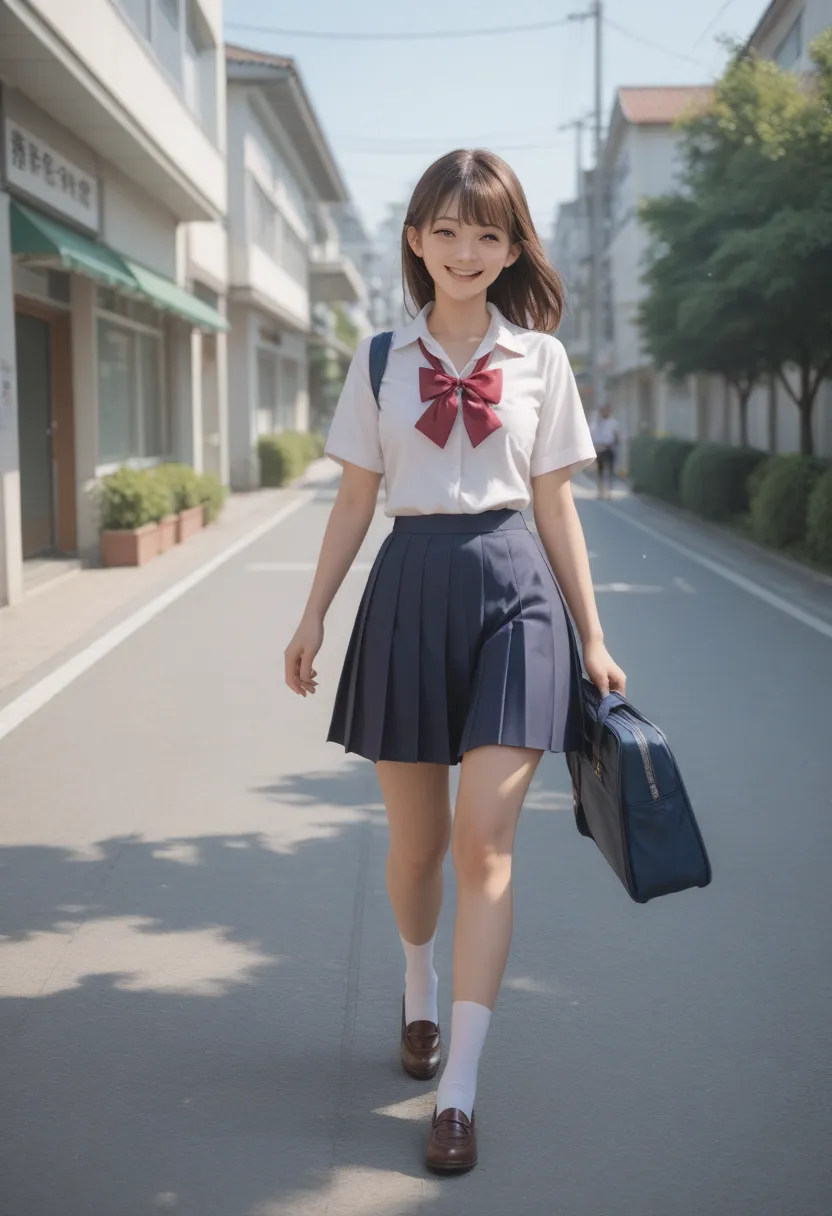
[
  {"xmin": 532, "ymin": 467, "xmax": 626, "ymax": 697},
  {"xmin": 284, "ymin": 462, "xmax": 381, "ymax": 696}
]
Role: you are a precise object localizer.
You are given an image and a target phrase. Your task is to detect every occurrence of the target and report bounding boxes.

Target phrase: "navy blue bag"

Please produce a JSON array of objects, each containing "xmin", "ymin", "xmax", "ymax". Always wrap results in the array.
[
  {"xmin": 567, "ymin": 679, "xmax": 712, "ymax": 903},
  {"xmin": 369, "ymin": 331, "xmax": 394, "ymax": 406}
]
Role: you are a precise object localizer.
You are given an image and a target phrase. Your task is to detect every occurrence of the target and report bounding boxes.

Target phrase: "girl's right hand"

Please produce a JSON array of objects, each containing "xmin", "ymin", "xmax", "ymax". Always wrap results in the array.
[{"xmin": 284, "ymin": 616, "xmax": 323, "ymax": 697}]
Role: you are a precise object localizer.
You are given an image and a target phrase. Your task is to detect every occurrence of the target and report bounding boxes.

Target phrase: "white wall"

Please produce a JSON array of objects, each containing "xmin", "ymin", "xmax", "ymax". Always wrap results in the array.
[
  {"xmin": 248, "ymin": 246, "xmax": 309, "ymax": 326},
  {"xmin": 187, "ymin": 222, "xmax": 228, "ymax": 292},
  {"xmin": 24, "ymin": 0, "xmax": 225, "ymax": 217},
  {"xmin": 102, "ymin": 168, "xmax": 177, "ymax": 276}
]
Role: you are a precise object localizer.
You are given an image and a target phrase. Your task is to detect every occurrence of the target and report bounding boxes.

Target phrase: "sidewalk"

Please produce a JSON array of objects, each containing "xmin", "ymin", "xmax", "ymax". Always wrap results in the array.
[{"xmin": 0, "ymin": 461, "xmax": 333, "ymax": 708}]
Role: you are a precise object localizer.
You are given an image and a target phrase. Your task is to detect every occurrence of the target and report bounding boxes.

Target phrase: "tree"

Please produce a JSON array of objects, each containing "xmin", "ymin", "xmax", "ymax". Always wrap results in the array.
[
  {"xmin": 640, "ymin": 195, "xmax": 769, "ymax": 446},
  {"xmin": 640, "ymin": 31, "xmax": 832, "ymax": 454}
]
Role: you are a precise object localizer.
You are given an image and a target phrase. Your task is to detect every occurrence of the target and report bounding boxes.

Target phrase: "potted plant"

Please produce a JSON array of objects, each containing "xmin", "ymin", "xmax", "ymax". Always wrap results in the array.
[
  {"xmin": 157, "ymin": 463, "xmax": 204, "ymax": 542},
  {"xmin": 98, "ymin": 468, "xmax": 172, "ymax": 567},
  {"xmin": 196, "ymin": 472, "xmax": 228, "ymax": 525}
]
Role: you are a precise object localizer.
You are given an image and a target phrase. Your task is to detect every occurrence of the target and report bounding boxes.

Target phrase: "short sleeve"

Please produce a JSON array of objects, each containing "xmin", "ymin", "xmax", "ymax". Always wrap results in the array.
[
  {"xmin": 530, "ymin": 338, "xmax": 597, "ymax": 478},
  {"xmin": 324, "ymin": 337, "xmax": 385, "ymax": 474}
]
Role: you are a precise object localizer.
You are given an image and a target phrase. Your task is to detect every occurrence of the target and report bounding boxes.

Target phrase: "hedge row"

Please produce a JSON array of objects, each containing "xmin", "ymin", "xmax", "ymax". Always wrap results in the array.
[
  {"xmin": 99, "ymin": 464, "xmax": 227, "ymax": 531},
  {"xmin": 258, "ymin": 431, "xmax": 326, "ymax": 487},
  {"xmin": 628, "ymin": 436, "xmax": 832, "ymax": 568}
]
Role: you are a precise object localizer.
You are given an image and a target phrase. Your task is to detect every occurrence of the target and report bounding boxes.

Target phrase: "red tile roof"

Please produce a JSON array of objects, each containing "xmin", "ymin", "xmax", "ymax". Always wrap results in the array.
[
  {"xmin": 618, "ymin": 86, "xmax": 714, "ymax": 125},
  {"xmin": 225, "ymin": 43, "xmax": 294, "ymax": 70}
]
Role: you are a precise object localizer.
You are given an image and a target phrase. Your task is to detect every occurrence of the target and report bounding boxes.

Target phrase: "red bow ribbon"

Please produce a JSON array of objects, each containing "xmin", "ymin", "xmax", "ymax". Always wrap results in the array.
[{"xmin": 415, "ymin": 339, "xmax": 503, "ymax": 449}]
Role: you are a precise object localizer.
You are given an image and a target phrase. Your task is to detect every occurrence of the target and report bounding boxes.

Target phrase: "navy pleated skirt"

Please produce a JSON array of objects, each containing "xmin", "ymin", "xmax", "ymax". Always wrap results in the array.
[{"xmin": 327, "ymin": 509, "xmax": 583, "ymax": 765}]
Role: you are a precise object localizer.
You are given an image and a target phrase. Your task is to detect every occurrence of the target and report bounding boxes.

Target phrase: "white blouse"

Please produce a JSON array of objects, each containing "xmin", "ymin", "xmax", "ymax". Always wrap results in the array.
[{"xmin": 324, "ymin": 303, "xmax": 596, "ymax": 516}]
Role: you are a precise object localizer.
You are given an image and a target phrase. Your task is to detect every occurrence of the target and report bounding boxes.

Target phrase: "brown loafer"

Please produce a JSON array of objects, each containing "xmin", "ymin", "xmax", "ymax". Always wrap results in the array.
[
  {"xmin": 425, "ymin": 1106, "xmax": 477, "ymax": 1173},
  {"xmin": 400, "ymin": 996, "xmax": 441, "ymax": 1080}
]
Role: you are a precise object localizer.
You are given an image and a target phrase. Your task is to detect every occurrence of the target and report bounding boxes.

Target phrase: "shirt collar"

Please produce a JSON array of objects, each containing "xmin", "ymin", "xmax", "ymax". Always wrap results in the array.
[{"xmin": 391, "ymin": 302, "xmax": 526, "ymax": 360}]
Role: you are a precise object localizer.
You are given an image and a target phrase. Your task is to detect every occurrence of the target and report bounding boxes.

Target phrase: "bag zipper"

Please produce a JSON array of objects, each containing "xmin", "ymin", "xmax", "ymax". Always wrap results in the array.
[{"xmin": 620, "ymin": 711, "xmax": 660, "ymax": 801}]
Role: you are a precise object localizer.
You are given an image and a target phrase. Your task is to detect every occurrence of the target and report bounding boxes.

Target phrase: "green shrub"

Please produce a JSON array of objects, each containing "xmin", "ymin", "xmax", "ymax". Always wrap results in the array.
[
  {"xmin": 749, "ymin": 454, "xmax": 827, "ymax": 549},
  {"xmin": 680, "ymin": 442, "xmax": 769, "ymax": 522},
  {"xmin": 197, "ymin": 472, "xmax": 228, "ymax": 524},
  {"xmin": 258, "ymin": 431, "xmax": 321, "ymax": 487},
  {"xmin": 98, "ymin": 467, "xmax": 172, "ymax": 531},
  {"xmin": 155, "ymin": 462, "xmax": 201, "ymax": 512},
  {"xmin": 628, "ymin": 434, "xmax": 662, "ymax": 493},
  {"xmin": 649, "ymin": 438, "xmax": 698, "ymax": 504},
  {"xmin": 805, "ymin": 466, "xmax": 832, "ymax": 567},
  {"xmin": 746, "ymin": 455, "xmax": 773, "ymax": 505}
]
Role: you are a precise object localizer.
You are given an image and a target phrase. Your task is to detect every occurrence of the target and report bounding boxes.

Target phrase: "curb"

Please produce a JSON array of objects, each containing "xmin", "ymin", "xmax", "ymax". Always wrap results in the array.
[{"xmin": 621, "ymin": 489, "xmax": 832, "ymax": 590}]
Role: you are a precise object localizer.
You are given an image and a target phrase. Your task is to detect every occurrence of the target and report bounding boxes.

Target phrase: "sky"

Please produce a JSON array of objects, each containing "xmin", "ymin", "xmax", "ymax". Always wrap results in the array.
[{"xmin": 222, "ymin": 0, "xmax": 770, "ymax": 239}]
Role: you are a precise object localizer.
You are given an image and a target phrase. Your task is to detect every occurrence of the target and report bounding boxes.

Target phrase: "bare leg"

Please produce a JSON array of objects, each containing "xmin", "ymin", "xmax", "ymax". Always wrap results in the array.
[
  {"xmin": 450, "ymin": 745, "xmax": 542, "ymax": 1008},
  {"xmin": 432, "ymin": 744, "xmax": 541, "ymax": 1121},
  {"xmin": 376, "ymin": 761, "xmax": 451, "ymax": 947}
]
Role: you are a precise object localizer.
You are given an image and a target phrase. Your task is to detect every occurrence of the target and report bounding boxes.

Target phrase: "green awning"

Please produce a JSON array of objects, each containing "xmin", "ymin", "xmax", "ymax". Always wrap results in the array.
[
  {"xmin": 122, "ymin": 259, "xmax": 229, "ymax": 332},
  {"xmin": 10, "ymin": 201, "xmax": 229, "ymax": 333},
  {"xmin": 11, "ymin": 200, "xmax": 137, "ymax": 292}
]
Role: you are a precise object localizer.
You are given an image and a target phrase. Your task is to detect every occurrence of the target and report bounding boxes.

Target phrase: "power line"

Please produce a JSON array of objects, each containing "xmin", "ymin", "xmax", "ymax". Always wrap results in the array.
[
  {"xmin": 690, "ymin": 1, "xmax": 736, "ymax": 52},
  {"xmin": 224, "ymin": 17, "xmax": 570, "ymax": 42},
  {"xmin": 604, "ymin": 17, "xmax": 712, "ymax": 70}
]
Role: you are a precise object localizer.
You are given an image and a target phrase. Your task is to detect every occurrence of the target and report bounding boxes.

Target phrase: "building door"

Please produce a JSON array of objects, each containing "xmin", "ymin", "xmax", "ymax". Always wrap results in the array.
[{"xmin": 15, "ymin": 312, "xmax": 55, "ymax": 557}]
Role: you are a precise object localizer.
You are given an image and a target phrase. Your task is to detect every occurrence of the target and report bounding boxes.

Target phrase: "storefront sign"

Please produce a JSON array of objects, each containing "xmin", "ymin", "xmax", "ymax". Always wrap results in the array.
[{"xmin": 4, "ymin": 120, "xmax": 100, "ymax": 233}]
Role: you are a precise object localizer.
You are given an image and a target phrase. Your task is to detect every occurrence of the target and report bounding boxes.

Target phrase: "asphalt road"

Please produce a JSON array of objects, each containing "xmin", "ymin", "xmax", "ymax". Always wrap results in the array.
[{"xmin": 1, "ymin": 472, "xmax": 831, "ymax": 1216}]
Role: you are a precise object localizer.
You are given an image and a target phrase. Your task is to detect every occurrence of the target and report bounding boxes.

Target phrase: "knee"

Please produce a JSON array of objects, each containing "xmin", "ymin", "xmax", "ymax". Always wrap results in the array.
[
  {"xmin": 389, "ymin": 832, "xmax": 449, "ymax": 881},
  {"xmin": 451, "ymin": 825, "xmax": 513, "ymax": 895}
]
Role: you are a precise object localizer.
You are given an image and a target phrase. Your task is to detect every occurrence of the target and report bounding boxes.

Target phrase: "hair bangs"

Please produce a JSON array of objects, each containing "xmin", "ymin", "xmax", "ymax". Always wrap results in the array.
[{"xmin": 433, "ymin": 162, "xmax": 515, "ymax": 236}]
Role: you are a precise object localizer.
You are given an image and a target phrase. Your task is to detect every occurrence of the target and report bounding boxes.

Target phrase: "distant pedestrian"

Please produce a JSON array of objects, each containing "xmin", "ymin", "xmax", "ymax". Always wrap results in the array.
[
  {"xmin": 591, "ymin": 404, "xmax": 621, "ymax": 499},
  {"xmin": 284, "ymin": 149, "xmax": 625, "ymax": 1175}
]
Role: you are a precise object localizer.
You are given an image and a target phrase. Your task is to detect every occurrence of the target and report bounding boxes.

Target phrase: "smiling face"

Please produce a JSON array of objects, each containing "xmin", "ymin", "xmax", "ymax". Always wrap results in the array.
[{"xmin": 406, "ymin": 202, "xmax": 521, "ymax": 303}]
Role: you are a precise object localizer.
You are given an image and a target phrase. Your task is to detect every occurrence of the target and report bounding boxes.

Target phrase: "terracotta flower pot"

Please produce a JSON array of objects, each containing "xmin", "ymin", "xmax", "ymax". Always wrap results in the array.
[
  {"xmin": 100, "ymin": 522, "xmax": 161, "ymax": 567},
  {"xmin": 176, "ymin": 504, "xmax": 205, "ymax": 543},
  {"xmin": 158, "ymin": 515, "xmax": 178, "ymax": 554}
]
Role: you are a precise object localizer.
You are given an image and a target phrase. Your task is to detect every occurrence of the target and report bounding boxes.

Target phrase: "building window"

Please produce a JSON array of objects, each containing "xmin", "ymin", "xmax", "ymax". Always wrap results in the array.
[
  {"xmin": 283, "ymin": 225, "xmax": 308, "ymax": 288},
  {"xmin": 97, "ymin": 314, "xmax": 165, "ymax": 463},
  {"xmin": 154, "ymin": 0, "xmax": 182, "ymax": 84},
  {"xmin": 250, "ymin": 176, "xmax": 309, "ymax": 287},
  {"xmin": 119, "ymin": 0, "xmax": 151, "ymax": 37},
  {"xmin": 252, "ymin": 180, "xmax": 278, "ymax": 260},
  {"xmin": 115, "ymin": 0, "xmax": 217, "ymax": 141},
  {"xmin": 775, "ymin": 14, "xmax": 802, "ymax": 70}
]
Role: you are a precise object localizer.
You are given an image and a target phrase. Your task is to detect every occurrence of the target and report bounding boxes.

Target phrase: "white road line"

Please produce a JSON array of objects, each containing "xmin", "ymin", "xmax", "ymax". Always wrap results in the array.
[
  {"xmin": 602, "ymin": 503, "xmax": 832, "ymax": 641},
  {"xmin": 674, "ymin": 577, "xmax": 697, "ymax": 595},
  {"xmin": 0, "ymin": 492, "xmax": 315, "ymax": 744},
  {"xmin": 246, "ymin": 562, "xmax": 372, "ymax": 573},
  {"xmin": 593, "ymin": 582, "xmax": 663, "ymax": 594}
]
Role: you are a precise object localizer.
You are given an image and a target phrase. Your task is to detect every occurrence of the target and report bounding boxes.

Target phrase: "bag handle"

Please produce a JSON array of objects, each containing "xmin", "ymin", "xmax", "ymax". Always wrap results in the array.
[
  {"xmin": 369, "ymin": 331, "xmax": 394, "ymax": 407},
  {"xmin": 592, "ymin": 690, "xmax": 629, "ymax": 772}
]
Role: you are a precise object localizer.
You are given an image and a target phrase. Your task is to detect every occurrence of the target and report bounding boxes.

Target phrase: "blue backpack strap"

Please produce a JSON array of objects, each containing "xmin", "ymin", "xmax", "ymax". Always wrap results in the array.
[{"xmin": 369, "ymin": 331, "xmax": 394, "ymax": 408}]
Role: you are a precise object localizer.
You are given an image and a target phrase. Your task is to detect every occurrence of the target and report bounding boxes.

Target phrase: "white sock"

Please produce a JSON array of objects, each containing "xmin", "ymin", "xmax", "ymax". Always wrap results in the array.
[
  {"xmin": 435, "ymin": 1000, "xmax": 492, "ymax": 1119},
  {"xmin": 401, "ymin": 934, "xmax": 439, "ymax": 1025}
]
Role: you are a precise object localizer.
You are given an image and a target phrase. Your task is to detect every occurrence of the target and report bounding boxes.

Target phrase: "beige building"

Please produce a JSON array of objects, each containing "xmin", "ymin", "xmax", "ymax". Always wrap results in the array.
[
  {"xmin": 0, "ymin": 0, "xmax": 231, "ymax": 608},
  {"xmin": 224, "ymin": 45, "xmax": 365, "ymax": 490},
  {"xmin": 602, "ymin": 87, "xmax": 713, "ymax": 465}
]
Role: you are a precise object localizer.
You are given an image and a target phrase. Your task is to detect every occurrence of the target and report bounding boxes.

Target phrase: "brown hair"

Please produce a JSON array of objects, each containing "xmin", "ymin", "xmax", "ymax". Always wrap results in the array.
[{"xmin": 401, "ymin": 149, "xmax": 564, "ymax": 333}]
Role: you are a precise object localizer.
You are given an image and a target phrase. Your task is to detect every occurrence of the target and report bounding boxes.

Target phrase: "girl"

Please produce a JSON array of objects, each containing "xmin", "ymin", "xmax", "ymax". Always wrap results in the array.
[{"xmin": 285, "ymin": 149, "xmax": 625, "ymax": 1174}]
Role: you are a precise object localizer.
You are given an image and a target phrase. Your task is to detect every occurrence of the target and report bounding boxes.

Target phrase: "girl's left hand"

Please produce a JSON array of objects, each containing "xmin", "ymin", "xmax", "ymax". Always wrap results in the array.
[{"xmin": 583, "ymin": 638, "xmax": 627, "ymax": 699}]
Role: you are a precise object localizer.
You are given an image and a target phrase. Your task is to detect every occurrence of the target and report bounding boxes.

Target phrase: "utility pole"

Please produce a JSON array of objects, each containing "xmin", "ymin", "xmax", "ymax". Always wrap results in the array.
[{"xmin": 569, "ymin": 1, "xmax": 604, "ymax": 412}]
